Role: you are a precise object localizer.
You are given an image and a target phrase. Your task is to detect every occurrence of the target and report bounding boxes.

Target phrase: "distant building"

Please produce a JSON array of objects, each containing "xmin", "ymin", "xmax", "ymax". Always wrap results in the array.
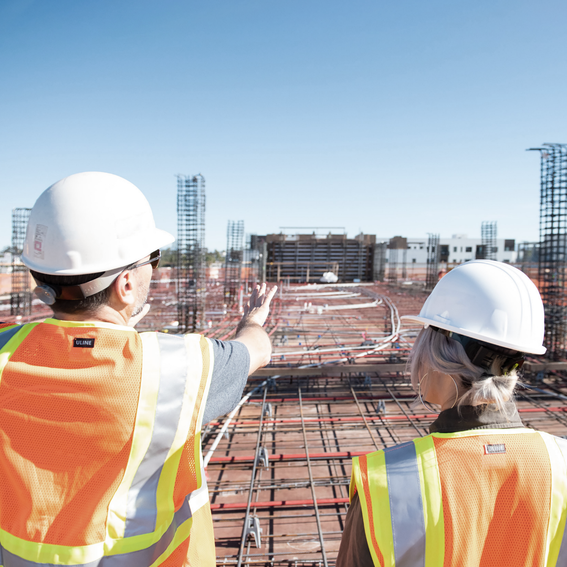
[{"xmin": 395, "ymin": 234, "xmax": 517, "ymax": 265}]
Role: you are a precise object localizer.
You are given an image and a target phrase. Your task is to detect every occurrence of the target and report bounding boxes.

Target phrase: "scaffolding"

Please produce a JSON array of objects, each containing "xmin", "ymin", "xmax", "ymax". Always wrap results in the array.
[
  {"xmin": 176, "ymin": 174, "xmax": 206, "ymax": 333},
  {"xmin": 225, "ymin": 221, "xmax": 245, "ymax": 305},
  {"xmin": 425, "ymin": 233, "xmax": 440, "ymax": 291},
  {"xmin": 481, "ymin": 221, "xmax": 498, "ymax": 260},
  {"xmin": 11, "ymin": 208, "xmax": 32, "ymax": 317},
  {"xmin": 528, "ymin": 144, "xmax": 567, "ymax": 359}
]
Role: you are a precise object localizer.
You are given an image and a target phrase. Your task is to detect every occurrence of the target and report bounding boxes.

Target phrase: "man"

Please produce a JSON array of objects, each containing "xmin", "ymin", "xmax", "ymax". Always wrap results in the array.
[{"xmin": 0, "ymin": 171, "xmax": 276, "ymax": 566}]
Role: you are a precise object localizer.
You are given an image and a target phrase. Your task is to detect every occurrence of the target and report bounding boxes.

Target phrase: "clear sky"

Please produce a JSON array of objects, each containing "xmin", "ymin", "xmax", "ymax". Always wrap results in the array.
[{"xmin": 1, "ymin": 0, "xmax": 566, "ymax": 252}]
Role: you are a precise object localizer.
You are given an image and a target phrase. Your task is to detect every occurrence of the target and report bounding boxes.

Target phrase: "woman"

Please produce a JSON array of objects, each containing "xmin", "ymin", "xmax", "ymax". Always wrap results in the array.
[{"xmin": 336, "ymin": 260, "xmax": 567, "ymax": 567}]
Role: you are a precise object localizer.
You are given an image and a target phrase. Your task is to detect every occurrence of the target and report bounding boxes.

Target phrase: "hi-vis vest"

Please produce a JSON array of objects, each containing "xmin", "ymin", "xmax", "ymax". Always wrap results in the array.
[
  {"xmin": 350, "ymin": 428, "xmax": 567, "ymax": 567},
  {"xmin": 0, "ymin": 318, "xmax": 215, "ymax": 567}
]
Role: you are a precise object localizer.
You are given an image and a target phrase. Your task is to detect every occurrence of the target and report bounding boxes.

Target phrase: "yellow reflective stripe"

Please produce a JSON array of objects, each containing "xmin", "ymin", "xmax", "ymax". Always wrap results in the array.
[
  {"xmin": 154, "ymin": 334, "xmax": 206, "ymax": 530},
  {"xmin": 149, "ymin": 516, "xmax": 193, "ymax": 567},
  {"xmin": 0, "ymin": 525, "xmax": 104, "ymax": 564},
  {"xmin": 0, "ymin": 323, "xmax": 39, "ymax": 382},
  {"xmin": 354, "ymin": 452, "xmax": 395, "ymax": 567},
  {"xmin": 194, "ymin": 336, "xmax": 214, "ymax": 488},
  {"xmin": 105, "ymin": 332, "xmax": 161, "ymax": 545},
  {"xmin": 539, "ymin": 432, "xmax": 567, "ymax": 567},
  {"xmin": 414, "ymin": 436, "xmax": 444, "ymax": 567}
]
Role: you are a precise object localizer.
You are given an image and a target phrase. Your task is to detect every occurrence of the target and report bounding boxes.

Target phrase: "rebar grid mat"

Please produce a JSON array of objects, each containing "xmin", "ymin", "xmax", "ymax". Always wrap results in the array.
[
  {"xmin": 200, "ymin": 282, "xmax": 567, "ymax": 566},
  {"xmin": 1, "ymin": 272, "xmax": 566, "ymax": 566}
]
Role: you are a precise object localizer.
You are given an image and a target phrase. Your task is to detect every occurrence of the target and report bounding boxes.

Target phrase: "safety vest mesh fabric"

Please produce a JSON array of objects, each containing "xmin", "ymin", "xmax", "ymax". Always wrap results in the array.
[
  {"xmin": 0, "ymin": 319, "xmax": 214, "ymax": 566},
  {"xmin": 350, "ymin": 428, "xmax": 567, "ymax": 567}
]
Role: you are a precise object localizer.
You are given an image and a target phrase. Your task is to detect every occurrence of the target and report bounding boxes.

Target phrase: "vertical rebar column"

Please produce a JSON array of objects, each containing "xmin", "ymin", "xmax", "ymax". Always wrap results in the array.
[
  {"xmin": 244, "ymin": 234, "xmax": 260, "ymax": 291},
  {"xmin": 517, "ymin": 241, "xmax": 539, "ymax": 279},
  {"xmin": 425, "ymin": 233, "xmax": 440, "ymax": 291},
  {"xmin": 529, "ymin": 144, "xmax": 567, "ymax": 359},
  {"xmin": 177, "ymin": 174, "xmax": 206, "ymax": 334},
  {"xmin": 224, "ymin": 220, "xmax": 244, "ymax": 305},
  {"xmin": 481, "ymin": 221, "xmax": 497, "ymax": 260},
  {"xmin": 11, "ymin": 208, "xmax": 32, "ymax": 317}
]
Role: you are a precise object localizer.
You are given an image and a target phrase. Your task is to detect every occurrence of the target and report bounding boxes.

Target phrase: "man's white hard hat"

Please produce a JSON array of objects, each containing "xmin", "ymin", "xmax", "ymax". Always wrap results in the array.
[
  {"xmin": 402, "ymin": 260, "xmax": 546, "ymax": 355},
  {"xmin": 22, "ymin": 172, "xmax": 175, "ymax": 275}
]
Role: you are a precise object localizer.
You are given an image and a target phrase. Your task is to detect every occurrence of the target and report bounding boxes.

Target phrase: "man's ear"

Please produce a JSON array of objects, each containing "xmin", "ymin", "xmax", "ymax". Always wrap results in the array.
[{"xmin": 110, "ymin": 270, "xmax": 136, "ymax": 309}]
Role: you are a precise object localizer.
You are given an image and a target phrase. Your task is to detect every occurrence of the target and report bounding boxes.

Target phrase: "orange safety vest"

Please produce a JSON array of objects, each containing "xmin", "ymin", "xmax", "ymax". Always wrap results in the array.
[
  {"xmin": 0, "ymin": 318, "xmax": 215, "ymax": 567},
  {"xmin": 350, "ymin": 428, "xmax": 567, "ymax": 567}
]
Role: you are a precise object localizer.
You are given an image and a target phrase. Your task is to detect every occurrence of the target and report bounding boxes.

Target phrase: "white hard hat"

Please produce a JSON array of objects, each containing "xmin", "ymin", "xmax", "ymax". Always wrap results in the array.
[
  {"xmin": 22, "ymin": 172, "xmax": 174, "ymax": 276},
  {"xmin": 402, "ymin": 260, "xmax": 545, "ymax": 355}
]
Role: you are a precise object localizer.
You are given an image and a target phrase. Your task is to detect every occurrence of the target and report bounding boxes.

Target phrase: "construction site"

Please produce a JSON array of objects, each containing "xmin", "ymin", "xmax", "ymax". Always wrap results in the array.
[{"xmin": 2, "ymin": 145, "xmax": 567, "ymax": 565}]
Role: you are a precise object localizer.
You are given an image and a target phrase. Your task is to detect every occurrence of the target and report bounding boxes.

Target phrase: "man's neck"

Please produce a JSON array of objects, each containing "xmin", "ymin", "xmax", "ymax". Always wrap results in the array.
[{"xmin": 52, "ymin": 306, "xmax": 131, "ymax": 326}]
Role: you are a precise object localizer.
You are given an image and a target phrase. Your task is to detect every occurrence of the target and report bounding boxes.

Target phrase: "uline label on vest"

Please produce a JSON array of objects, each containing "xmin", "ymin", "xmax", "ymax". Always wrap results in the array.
[
  {"xmin": 484, "ymin": 443, "xmax": 506, "ymax": 455},
  {"xmin": 74, "ymin": 338, "xmax": 95, "ymax": 348}
]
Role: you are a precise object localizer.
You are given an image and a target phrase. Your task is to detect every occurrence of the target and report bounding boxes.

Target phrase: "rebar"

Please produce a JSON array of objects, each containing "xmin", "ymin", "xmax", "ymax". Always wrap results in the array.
[
  {"xmin": 176, "ymin": 174, "xmax": 206, "ymax": 333},
  {"xmin": 10, "ymin": 208, "xmax": 32, "ymax": 317},
  {"xmin": 528, "ymin": 144, "xmax": 567, "ymax": 359},
  {"xmin": 225, "ymin": 221, "xmax": 245, "ymax": 304}
]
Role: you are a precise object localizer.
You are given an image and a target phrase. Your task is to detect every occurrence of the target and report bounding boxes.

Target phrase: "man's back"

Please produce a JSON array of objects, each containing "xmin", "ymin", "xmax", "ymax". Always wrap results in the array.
[{"xmin": 0, "ymin": 319, "xmax": 214, "ymax": 564}]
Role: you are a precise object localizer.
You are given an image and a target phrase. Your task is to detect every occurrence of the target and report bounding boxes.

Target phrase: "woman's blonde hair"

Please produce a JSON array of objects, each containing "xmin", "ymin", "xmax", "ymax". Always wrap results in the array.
[{"xmin": 409, "ymin": 327, "xmax": 519, "ymax": 412}]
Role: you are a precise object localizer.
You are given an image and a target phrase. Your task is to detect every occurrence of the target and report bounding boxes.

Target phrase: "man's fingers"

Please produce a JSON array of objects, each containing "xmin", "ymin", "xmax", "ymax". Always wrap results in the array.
[{"xmin": 263, "ymin": 285, "xmax": 277, "ymax": 305}]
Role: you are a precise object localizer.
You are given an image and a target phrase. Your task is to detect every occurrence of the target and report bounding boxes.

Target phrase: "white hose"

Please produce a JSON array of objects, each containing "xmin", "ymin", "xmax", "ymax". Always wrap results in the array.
[{"xmin": 203, "ymin": 287, "xmax": 402, "ymax": 466}]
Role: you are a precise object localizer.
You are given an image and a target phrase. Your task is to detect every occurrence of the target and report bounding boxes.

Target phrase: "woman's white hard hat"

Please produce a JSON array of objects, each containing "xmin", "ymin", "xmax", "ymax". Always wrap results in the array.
[
  {"xmin": 22, "ymin": 172, "xmax": 175, "ymax": 276},
  {"xmin": 401, "ymin": 260, "xmax": 546, "ymax": 355}
]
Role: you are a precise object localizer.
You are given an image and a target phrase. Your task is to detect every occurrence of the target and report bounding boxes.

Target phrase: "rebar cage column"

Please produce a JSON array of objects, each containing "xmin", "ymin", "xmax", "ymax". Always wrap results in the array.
[
  {"xmin": 481, "ymin": 221, "xmax": 497, "ymax": 261},
  {"xmin": 425, "ymin": 233, "xmax": 440, "ymax": 291},
  {"xmin": 224, "ymin": 220, "xmax": 244, "ymax": 305},
  {"xmin": 529, "ymin": 144, "xmax": 567, "ymax": 359},
  {"xmin": 11, "ymin": 208, "xmax": 32, "ymax": 317},
  {"xmin": 176, "ymin": 174, "xmax": 206, "ymax": 333}
]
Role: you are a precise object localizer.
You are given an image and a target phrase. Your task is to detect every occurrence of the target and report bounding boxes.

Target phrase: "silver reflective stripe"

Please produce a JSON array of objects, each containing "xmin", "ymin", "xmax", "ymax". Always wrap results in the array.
[
  {"xmin": 0, "ymin": 497, "xmax": 192, "ymax": 567},
  {"xmin": 0, "ymin": 326, "xmax": 24, "ymax": 351},
  {"xmin": 123, "ymin": 334, "xmax": 189, "ymax": 537},
  {"xmin": 384, "ymin": 441, "xmax": 426, "ymax": 567},
  {"xmin": 554, "ymin": 436, "xmax": 567, "ymax": 565}
]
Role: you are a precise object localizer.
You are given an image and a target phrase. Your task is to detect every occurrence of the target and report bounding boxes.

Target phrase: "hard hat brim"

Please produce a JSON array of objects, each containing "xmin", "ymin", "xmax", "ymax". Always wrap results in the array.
[{"xmin": 401, "ymin": 315, "xmax": 547, "ymax": 356}]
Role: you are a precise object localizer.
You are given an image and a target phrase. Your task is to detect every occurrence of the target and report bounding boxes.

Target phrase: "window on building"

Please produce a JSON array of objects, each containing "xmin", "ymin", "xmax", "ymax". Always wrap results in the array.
[
  {"xmin": 412, "ymin": 258, "xmax": 416, "ymax": 263},
  {"xmin": 504, "ymin": 239, "xmax": 515, "ymax": 252},
  {"xmin": 420, "ymin": 246, "xmax": 423, "ymax": 249},
  {"xmin": 453, "ymin": 246, "xmax": 457, "ymax": 252},
  {"xmin": 460, "ymin": 247, "xmax": 463, "ymax": 252},
  {"xmin": 466, "ymin": 247, "xmax": 472, "ymax": 252}
]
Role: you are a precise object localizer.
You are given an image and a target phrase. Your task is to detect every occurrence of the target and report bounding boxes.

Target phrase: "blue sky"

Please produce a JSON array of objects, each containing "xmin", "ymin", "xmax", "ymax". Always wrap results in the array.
[{"xmin": 1, "ymin": 0, "xmax": 565, "ymax": 251}]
